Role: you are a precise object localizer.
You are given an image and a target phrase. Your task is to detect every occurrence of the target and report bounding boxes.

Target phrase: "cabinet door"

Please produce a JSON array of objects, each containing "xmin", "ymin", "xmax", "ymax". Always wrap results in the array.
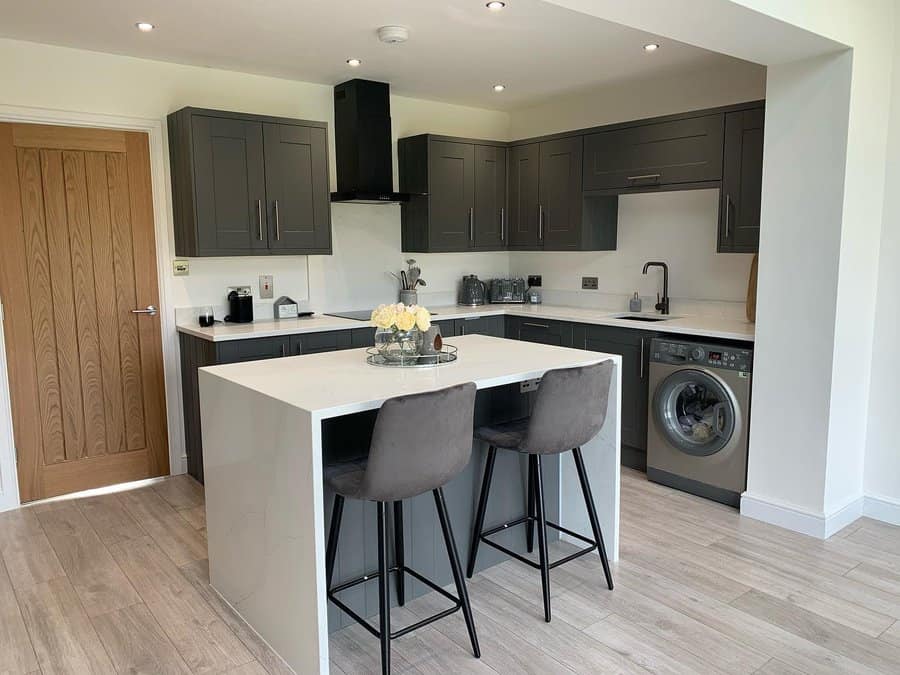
[
  {"xmin": 473, "ymin": 145, "xmax": 507, "ymax": 249},
  {"xmin": 289, "ymin": 330, "xmax": 352, "ymax": 355},
  {"xmin": 191, "ymin": 115, "xmax": 267, "ymax": 253},
  {"xmin": 216, "ymin": 336, "xmax": 289, "ymax": 364},
  {"xmin": 580, "ymin": 326, "xmax": 654, "ymax": 452},
  {"xmin": 719, "ymin": 108, "xmax": 763, "ymax": 253},
  {"xmin": 428, "ymin": 140, "xmax": 474, "ymax": 251},
  {"xmin": 515, "ymin": 319, "xmax": 573, "ymax": 347},
  {"xmin": 540, "ymin": 137, "xmax": 583, "ymax": 250},
  {"xmin": 508, "ymin": 143, "xmax": 541, "ymax": 248},
  {"xmin": 454, "ymin": 315, "xmax": 504, "ymax": 337},
  {"xmin": 583, "ymin": 114, "xmax": 724, "ymax": 191},
  {"xmin": 350, "ymin": 327, "xmax": 375, "ymax": 348},
  {"xmin": 263, "ymin": 123, "xmax": 331, "ymax": 252}
]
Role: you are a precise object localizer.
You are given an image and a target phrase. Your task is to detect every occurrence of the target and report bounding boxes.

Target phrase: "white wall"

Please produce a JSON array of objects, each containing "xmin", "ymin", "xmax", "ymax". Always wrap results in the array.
[
  {"xmin": 865, "ymin": 4, "xmax": 900, "ymax": 523},
  {"xmin": 509, "ymin": 190, "xmax": 754, "ymax": 315}
]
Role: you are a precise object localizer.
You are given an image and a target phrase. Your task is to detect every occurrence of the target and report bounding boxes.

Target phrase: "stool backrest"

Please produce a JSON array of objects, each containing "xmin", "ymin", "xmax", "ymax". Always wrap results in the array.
[
  {"xmin": 522, "ymin": 360, "xmax": 614, "ymax": 455},
  {"xmin": 360, "ymin": 382, "xmax": 477, "ymax": 502}
]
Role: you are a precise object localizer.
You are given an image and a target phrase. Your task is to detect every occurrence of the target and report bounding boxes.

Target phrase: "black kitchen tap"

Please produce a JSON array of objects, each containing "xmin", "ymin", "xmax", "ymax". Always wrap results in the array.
[{"xmin": 642, "ymin": 261, "xmax": 670, "ymax": 315}]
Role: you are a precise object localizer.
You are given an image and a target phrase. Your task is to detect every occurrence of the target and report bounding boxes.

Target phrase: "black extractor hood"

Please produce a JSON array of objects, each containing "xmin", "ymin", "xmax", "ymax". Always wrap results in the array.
[{"xmin": 330, "ymin": 79, "xmax": 410, "ymax": 204}]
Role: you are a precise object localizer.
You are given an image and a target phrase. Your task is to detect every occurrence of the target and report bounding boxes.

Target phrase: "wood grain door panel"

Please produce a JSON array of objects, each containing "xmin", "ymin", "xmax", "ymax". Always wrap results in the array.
[{"xmin": 0, "ymin": 123, "xmax": 169, "ymax": 502}]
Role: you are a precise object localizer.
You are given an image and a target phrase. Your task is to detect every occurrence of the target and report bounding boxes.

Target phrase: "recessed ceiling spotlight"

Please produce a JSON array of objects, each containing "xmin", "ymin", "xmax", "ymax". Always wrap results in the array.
[
  {"xmin": 135, "ymin": 22, "xmax": 155, "ymax": 32},
  {"xmin": 643, "ymin": 43, "xmax": 660, "ymax": 52},
  {"xmin": 493, "ymin": 84, "xmax": 506, "ymax": 92},
  {"xmin": 486, "ymin": 1, "xmax": 506, "ymax": 10},
  {"xmin": 346, "ymin": 58, "xmax": 362, "ymax": 67}
]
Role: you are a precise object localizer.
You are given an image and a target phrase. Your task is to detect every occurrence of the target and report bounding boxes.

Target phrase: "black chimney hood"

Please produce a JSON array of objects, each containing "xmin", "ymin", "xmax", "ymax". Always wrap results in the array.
[{"xmin": 330, "ymin": 79, "xmax": 410, "ymax": 204}]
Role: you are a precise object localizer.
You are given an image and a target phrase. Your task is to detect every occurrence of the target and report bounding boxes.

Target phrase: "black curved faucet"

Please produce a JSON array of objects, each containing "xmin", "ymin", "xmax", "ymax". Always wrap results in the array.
[{"xmin": 642, "ymin": 261, "xmax": 670, "ymax": 315}]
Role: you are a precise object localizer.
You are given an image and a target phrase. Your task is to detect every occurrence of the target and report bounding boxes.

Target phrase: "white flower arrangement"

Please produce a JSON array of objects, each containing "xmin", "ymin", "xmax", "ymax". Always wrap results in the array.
[{"xmin": 370, "ymin": 302, "xmax": 432, "ymax": 333}]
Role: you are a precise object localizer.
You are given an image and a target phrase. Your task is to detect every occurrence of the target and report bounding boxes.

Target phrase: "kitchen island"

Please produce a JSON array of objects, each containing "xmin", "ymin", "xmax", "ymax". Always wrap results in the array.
[{"xmin": 199, "ymin": 335, "xmax": 621, "ymax": 673}]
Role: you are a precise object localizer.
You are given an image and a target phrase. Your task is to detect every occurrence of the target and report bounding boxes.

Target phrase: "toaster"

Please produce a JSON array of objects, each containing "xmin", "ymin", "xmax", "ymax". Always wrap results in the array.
[{"xmin": 489, "ymin": 278, "xmax": 526, "ymax": 303}]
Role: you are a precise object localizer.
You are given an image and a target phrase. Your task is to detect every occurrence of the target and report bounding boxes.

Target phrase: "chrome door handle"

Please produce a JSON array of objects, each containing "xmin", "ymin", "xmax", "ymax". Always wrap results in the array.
[
  {"xmin": 274, "ymin": 200, "xmax": 281, "ymax": 241},
  {"xmin": 640, "ymin": 337, "xmax": 645, "ymax": 379},
  {"xmin": 627, "ymin": 173, "xmax": 661, "ymax": 181},
  {"xmin": 132, "ymin": 305, "xmax": 158, "ymax": 316},
  {"xmin": 256, "ymin": 200, "xmax": 263, "ymax": 240},
  {"xmin": 500, "ymin": 207, "xmax": 505, "ymax": 241},
  {"xmin": 469, "ymin": 207, "xmax": 474, "ymax": 242},
  {"xmin": 538, "ymin": 205, "xmax": 544, "ymax": 240},
  {"xmin": 724, "ymin": 194, "xmax": 733, "ymax": 240},
  {"xmin": 523, "ymin": 322, "xmax": 549, "ymax": 329}
]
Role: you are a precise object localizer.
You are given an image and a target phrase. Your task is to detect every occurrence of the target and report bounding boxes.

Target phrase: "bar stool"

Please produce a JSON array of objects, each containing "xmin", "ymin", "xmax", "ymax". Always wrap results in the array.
[
  {"xmin": 465, "ymin": 360, "xmax": 615, "ymax": 622},
  {"xmin": 324, "ymin": 382, "xmax": 480, "ymax": 674}
]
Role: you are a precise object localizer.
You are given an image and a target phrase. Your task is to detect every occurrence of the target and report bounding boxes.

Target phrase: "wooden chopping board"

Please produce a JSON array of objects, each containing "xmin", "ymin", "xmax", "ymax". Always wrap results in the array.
[{"xmin": 746, "ymin": 253, "xmax": 758, "ymax": 323}]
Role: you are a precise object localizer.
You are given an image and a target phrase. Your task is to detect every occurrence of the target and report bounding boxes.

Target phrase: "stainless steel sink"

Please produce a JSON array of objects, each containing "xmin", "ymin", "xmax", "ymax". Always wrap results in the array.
[{"xmin": 611, "ymin": 314, "xmax": 672, "ymax": 322}]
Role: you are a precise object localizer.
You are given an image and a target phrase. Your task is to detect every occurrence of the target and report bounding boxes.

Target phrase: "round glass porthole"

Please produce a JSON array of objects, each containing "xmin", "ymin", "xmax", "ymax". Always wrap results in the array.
[{"xmin": 653, "ymin": 369, "xmax": 737, "ymax": 457}]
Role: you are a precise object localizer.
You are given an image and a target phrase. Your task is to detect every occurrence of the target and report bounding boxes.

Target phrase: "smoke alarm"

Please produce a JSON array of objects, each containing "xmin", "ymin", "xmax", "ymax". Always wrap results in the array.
[{"xmin": 377, "ymin": 25, "xmax": 409, "ymax": 44}]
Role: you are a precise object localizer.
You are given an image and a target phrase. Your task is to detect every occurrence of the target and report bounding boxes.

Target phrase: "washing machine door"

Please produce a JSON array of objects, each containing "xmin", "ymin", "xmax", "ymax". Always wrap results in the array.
[{"xmin": 653, "ymin": 368, "xmax": 737, "ymax": 457}]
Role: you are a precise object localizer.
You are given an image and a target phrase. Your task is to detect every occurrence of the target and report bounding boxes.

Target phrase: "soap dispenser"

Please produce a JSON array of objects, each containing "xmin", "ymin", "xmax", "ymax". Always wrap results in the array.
[{"xmin": 629, "ymin": 292, "xmax": 642, "ymax": 313}]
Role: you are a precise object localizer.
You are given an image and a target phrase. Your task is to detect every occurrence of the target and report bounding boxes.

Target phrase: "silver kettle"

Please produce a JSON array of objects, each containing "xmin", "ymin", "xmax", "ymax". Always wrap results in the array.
[{"xmin": 459, "ymin": 275, "xmax": 487, "ymax": 306}]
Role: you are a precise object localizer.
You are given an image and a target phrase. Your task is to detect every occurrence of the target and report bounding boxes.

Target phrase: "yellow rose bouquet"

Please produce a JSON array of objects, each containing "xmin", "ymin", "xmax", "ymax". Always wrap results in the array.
[{"xmin": 370, "ymin": 303, "xmax": 432, "ymax": 361}]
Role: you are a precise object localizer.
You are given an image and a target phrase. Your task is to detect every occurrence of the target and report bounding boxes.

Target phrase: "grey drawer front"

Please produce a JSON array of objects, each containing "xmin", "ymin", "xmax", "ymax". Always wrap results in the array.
[
  {"xmin": 290, "ymin": 330, "xmax": 352, "ymax": 355},
  {"xmin": 216, "ymin": 336, "xmax": 289, "ymax": 363}
]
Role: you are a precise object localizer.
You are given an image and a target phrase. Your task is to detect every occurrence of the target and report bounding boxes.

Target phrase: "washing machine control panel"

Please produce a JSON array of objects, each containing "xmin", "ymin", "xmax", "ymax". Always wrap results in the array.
[{"xmin": 651, "ymin": 338, "xmax": 752, "ymax": 372}]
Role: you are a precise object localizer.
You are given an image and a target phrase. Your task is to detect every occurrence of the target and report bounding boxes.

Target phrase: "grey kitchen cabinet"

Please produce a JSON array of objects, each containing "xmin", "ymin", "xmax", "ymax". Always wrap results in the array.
[
  {"xmin": 350, "ymin": 327, "xmax": 375, "ymax": 348},
  {"xmin": 453, "ymin": 315, "xmax": 504, "ymax": 337},
  {"xmin": 539, "ymin": 137, "xmax": 584, "ymax": 250},
  {"xmin": 168, "ymin": 107, "xmax": 331, "ymax": 256},
  {"xmin": 718, "ymin": 106, "xmax": 764, "ymax": 253},
  {"xmin": 180, "ymin": 329, "xmax": 356, "ymax": 482},
  {"xmin": 505, "ymin": 315, "xmax": 574, "ymax": 347},
  {"xmin": 583, "ymin": 113, "xmax": 725, "ymax": 192},
  {"xmin": 507, "ymin": 143, "xmax": 541, "ymax": 248},
  {"xmin": 574, "ymin": 324, "xmax": 657, "ymax": 470},
  {"xmin": 289, "ymin": 330, "xmax": 352, "ymax": 355},
  {"xmin": 399, "ymin": 135, "xmax": 506, "ymax": 252}
]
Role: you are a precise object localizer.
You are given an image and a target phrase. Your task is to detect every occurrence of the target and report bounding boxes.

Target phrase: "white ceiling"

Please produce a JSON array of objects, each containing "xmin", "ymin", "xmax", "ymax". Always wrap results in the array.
[{"xmin": 0, "ymin": 0, "xmax": 758, "ymax": 110}]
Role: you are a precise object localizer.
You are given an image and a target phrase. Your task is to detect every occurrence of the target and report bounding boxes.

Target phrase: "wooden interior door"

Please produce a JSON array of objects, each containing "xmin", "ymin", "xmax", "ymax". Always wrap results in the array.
[{"xmin": 0, "ymin": 122, "xmax": 169, "ymax": 502}]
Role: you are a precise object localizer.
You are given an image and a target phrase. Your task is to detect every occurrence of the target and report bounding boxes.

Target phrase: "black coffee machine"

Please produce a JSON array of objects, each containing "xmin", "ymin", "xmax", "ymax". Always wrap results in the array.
[{"xmin": 225, "ymin": 288, "xmax": 253, "ymax": 323}]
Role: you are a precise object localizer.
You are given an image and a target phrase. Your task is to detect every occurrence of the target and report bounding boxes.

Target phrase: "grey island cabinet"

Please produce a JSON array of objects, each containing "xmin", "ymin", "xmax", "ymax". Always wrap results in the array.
[{"xmin": 168, "ymin": 107, "xmax": 332, "ymax": 257}]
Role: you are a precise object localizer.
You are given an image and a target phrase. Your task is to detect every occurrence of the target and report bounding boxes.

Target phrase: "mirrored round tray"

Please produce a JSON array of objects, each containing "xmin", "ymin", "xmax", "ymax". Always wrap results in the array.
[{"xmin": 365, "ymin": 344, "xmax": 458, "ymax": 368}]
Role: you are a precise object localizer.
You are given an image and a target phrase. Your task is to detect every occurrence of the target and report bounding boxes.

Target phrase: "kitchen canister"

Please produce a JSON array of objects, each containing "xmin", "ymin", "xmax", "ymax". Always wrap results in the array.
[{"xmin": 399, "ymin": 289, "xmax": 418, "ymax": 306}]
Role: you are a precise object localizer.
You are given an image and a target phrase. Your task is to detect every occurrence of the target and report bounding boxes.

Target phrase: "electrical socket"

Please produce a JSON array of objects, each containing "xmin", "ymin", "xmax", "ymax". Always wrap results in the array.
[
  {"xmin": 582, "ymin": 276, "xmax": 599, "ymax": 290},
  {"xmin": 172, "ymin": 259, "xmax": 189, "ymax": 276},
  {"xmin": 527, "ymin": 274, "xmax": 542, "ymax": 287},
  {"xmin": 520, "ymin": 378, "xmax": 541, "ymax": 393}
]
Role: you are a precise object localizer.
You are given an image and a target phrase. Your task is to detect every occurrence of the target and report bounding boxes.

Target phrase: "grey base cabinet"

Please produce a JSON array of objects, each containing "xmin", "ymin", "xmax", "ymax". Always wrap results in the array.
[
  {"xmin": 179, "ymin": 329, "xmax": 355, "ymax": 482},
  {"xmin": 505, "ymin": 315, "xmax": 574, "ymax": 347},
  {"xmin": 168, "ymin": 107, "xmax": 331, "ymax": 257},
  {"xmin": 453, "ymin": 315, "xmax": 504, "ymax": 337}
]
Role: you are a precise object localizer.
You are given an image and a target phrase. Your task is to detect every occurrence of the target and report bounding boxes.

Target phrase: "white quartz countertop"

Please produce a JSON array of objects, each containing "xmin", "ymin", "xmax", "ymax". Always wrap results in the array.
[
  {"xmin": 178, "ymin": 303, "xmax": 755, "ymax": 343},
  {"xmin": 199, "ymin": 334, "xmax": 619, "ymax": 418}
]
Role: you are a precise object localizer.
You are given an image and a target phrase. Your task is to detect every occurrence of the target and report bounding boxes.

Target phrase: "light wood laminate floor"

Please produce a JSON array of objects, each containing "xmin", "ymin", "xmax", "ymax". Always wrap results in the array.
[{"xmin": 1, "ymin": 469, "xmax": 900, "ymax": 674}]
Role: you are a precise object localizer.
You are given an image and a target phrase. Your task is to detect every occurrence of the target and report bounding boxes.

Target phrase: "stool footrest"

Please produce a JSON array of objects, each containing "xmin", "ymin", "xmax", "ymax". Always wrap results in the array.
[
  {"xmin": 479, "ymin": 516, "xmax": 598, "ymax": 570},
  {"xmin": 328, "ymin": 564, "xmax": 462, "ymax": 640}
]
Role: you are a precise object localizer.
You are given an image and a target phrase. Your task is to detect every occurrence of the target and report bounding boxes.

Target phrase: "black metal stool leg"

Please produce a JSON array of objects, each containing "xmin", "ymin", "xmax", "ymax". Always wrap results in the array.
[
  {"xmin": 466, "ymin": 446, "xmax": 497, "ymax": 578},
  {"xmin": 325, "ymin": 495, "xmax": 344, "ymax": 589},
  {"xmin": 573, "ymin": 447, "xmax": 614, "ymax": 590},
  {"xmin": 532, "ymin": 454, "xmax": 552, "ymax": 622},
  {"xmin": 376, "ymin": 502, "xmax": 391, "ymax": 674},
  {"xmin": 526, "ymin": 457, "xmax": 535, "ymax": 553},
  {"xmin": 434, "ymin": 488, "xmax": 481, "ymax": 658},
  {"xmin": 393, "ymin": 501, "xmax": 405, "ymax": 606}
]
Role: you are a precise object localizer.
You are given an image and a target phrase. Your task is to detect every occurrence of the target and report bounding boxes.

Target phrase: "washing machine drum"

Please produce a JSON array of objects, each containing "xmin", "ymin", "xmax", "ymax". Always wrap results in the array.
[{"xmin": 654, "ymin": 369, "xmax": 737, "ymax": 457}]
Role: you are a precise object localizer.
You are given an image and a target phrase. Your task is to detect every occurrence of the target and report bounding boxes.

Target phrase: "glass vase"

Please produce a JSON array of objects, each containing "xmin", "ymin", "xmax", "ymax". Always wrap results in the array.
[{"xmin": 374, "ymin": 327, "xmax": 420, "ymax": 362}]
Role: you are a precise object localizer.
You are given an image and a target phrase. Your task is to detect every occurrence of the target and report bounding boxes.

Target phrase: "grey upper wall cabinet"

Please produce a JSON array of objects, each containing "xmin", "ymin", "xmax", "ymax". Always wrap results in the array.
[
  {"xmin": 719, "ymin": 107, "xmax": 764, "ymax": 253},
  {"xmin": 539, "ymin": 137, "xmax": 584, "ymax": 250},
  {"xmin": 507, "ymin": 143, "xmax": 541, "ymax": 248},
  {"xmin": 582, "ymin": 114, "xmax": 725, "ymax": 192},
  {"xmin": 168, "ymin": 107, "xmax": 332, "ymax": 257},
  {"xmin": 399, "ymin": 135, "xmax": 506, "ymax": 252}
]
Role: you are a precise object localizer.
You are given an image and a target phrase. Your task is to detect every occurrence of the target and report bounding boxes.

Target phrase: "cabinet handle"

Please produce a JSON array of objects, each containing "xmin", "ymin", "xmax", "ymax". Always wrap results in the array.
[
  {"xmin": 256, "ymin": 200, "xmax": 263, "ymax": 240},
  {"xmin": 627, "ymin": 173, "xmax": 661, "ymax": 182},
  {"xmin": 538, "ymin": 204, "xmax": 544, "ymax": 240},
  {"xmin": 724, "ymin": 194, "xmax": 733, "ymax": 240},
  {"xmin": 281, "ymin": 343, "xmax": 286, "ymax": 357},
  {"xmin": 523, "ymin": 322, "xmax": 549, "ymax": 329},
  {"xmin": 274, "ymin": 200, "xmax": 281, "ymax": 241},
  {"xmin": 500, "ymin": 207, "xmax": 505, "ymax": 241},
  {"xmin": 640, "ymin": 338, "xmax": 645, "ymax": 380},
  {"xmin": 469, "ymin": 207, "xmax": 474, "ymax": 242},
  {"xmin": 460, "ymin": 324, "xmax": 466, "ymax": 335}
]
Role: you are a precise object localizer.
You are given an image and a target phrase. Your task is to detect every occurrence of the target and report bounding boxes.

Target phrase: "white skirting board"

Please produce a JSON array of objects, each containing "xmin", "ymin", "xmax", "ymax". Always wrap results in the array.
[{"xmin": 741, "ymin": 492, "xmax": 900, "ymax": 538}]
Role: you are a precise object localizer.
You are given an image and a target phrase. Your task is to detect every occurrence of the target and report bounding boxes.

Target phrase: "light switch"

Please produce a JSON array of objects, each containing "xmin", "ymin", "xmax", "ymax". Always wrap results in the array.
[
  {"xmin": 173, "ymin": 259, "xmax": 189, "ymax": 276},
  {"xmin": 259, "ymin": 274, "xmax": 273, "ymax": 299}
]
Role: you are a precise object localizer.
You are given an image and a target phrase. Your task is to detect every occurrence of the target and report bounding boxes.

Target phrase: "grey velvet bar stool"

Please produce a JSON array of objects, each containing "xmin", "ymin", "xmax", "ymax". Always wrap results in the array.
[
  {"xmin": 324, "ymin": 382, "xmax": 480, "ymax": 675},
  {"xmin": 465, "ymin": 360, "xmax": 615, "ymax": 622}
]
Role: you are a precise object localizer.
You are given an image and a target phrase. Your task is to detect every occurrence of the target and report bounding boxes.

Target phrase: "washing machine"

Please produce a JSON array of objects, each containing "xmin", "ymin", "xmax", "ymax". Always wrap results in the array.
[{"xmin": 646, "ymin": 337, "xmax": 752, "ymax": 507}]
